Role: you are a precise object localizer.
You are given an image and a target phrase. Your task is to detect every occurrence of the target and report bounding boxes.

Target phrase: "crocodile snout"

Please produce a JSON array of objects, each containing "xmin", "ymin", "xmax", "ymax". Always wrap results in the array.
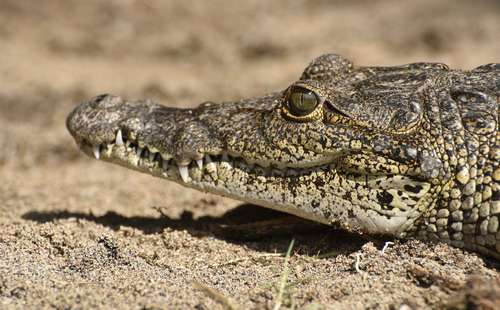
[
  {"xmin": 66, "ymin": 94, "xmax": 130, "ymax": 146},
  {"xmin": 67, "ymin": 94, "xmax": 224, "ymax": 165}
]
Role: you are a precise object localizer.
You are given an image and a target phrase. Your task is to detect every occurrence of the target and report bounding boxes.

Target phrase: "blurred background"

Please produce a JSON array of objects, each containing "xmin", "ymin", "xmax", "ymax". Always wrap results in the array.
[
  {"xmin": 1, "ymin": 0, "xmax": 499, "ymax": 168},
  {"xmin": 0, "ymin": 1, "xmax": 499, "ymax": 308}
]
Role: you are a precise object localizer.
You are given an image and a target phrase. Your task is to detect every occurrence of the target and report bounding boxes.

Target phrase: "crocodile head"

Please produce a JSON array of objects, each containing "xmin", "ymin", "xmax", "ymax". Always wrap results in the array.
[{"xmin": 67, "ymin": 54, "xmax": 452, "ymax": 237}]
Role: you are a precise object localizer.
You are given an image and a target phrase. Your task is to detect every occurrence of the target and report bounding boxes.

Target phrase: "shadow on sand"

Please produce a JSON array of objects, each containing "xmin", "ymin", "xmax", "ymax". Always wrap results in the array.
[{"xmin": 22, "ymin": 204, "xmax": 371, "ymax": 256}]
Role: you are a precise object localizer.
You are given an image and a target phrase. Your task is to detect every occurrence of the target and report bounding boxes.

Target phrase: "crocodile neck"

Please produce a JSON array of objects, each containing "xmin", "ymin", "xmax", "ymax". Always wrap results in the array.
[{"xmin": 407, "ymin": 70, "xmax": 499, "ymax": 257}]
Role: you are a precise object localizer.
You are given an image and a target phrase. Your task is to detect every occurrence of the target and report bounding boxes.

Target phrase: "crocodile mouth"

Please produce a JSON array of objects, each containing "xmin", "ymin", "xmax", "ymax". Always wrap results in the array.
[
  {"xmin": 75, "ymin": 126, "xmax": 434, "ymax": 233},
  {"xmin": 76, "ymin": 127, "xmax": 430, "ymax": 197},
  {"xmin": 77, "ymin": 129, "xmax": 340, "ymax": 184}
]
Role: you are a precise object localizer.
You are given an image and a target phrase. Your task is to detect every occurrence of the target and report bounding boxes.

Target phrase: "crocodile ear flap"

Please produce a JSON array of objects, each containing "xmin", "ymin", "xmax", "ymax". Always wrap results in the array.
[
  {"xmin": 386, "ymin": 100, "xmax": 423, "ymax": 134},
  {"xmin": 300, "ymin": 53, "xmax": 354, "ymax": 82}
]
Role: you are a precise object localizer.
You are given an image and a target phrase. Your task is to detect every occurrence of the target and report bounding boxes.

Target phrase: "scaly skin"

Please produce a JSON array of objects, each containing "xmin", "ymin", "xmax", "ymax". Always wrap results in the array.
[{"xmin": 67, "ymin": 54, "xmax": 500, "ymax": 259}]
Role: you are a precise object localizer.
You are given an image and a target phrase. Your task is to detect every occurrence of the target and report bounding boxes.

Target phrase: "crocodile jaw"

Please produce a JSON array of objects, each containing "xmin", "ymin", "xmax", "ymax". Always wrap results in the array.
[
  {"xmin": 80, "ymin": 136, "xmax": 339, "ymax": 224},
  {"xmin": 78, "ymin": 137, "xmax": 426, "ymax": 234},
  {"xmin": 67, "ymin": 94, "xmax": 432, "ymax": 236}
]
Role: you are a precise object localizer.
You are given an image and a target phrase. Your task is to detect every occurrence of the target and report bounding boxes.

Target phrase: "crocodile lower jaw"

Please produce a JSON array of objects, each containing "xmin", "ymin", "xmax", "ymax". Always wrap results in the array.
[{"xmin": 77, "ymin": 132, "xmax": 346, "ymax": 224}]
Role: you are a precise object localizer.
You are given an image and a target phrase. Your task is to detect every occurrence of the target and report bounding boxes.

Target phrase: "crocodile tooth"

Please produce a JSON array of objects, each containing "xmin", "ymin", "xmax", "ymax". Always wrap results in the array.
[
  {"xmin": 205, "ymin": 155, "xmax": 217, "ymax": 174},
  {"xmin": 196, "ymin": 158, "xmax": 203, "ymax": 169},
  {"xmin": 178, "ymin": 165, "xmax": 190, "ymax": 182},
  {"xmin": 136, "ymin": 146, "xmax": 143, "ymax": 157},
  {"xmin": 220, "ymin": 152, "xmax": 233, "ymax": 169},
  {"xmin": 116, "ymin": 130, "xmax": 124, "ymax": 145},
  {"xmin": 92, "ymin": 145, "xmax": 100, "ymax": 159}
]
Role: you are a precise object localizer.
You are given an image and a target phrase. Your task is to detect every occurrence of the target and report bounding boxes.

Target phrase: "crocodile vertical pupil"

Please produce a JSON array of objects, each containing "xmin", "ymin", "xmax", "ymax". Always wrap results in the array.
[{"xmin": 288, "ymin": 87, "xmax": 319, "ymax": 116}]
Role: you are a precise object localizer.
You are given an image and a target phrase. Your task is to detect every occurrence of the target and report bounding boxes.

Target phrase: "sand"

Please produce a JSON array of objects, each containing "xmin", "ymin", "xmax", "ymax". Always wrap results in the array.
[{"xmin": 1, "ymin": 0, "xmax": 499, "ymax": 309}]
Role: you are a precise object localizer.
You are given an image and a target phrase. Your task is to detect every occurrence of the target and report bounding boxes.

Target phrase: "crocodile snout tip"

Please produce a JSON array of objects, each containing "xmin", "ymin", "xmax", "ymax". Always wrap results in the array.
[{"xmin": 66, "ymin": 94, "xmax": 127, "ymax": 145}]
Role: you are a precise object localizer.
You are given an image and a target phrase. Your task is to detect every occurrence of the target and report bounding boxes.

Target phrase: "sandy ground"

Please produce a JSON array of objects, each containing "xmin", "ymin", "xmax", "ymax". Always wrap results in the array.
[{"xmin": 1, "ymin": 0, "xmax": 499, "ymax": 309}]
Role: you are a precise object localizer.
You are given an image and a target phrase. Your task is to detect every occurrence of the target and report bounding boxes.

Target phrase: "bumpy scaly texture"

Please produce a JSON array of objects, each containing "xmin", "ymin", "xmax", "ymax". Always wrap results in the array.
[{"xmin": 67, "ymin": 54, "xmax": 500, "ymax": 259}]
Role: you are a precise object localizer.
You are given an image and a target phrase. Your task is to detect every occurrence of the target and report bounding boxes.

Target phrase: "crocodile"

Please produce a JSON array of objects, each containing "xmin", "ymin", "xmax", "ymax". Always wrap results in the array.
[{"xmin": 66, "ymin": 54, "xmax": 500, "ymax": 259}]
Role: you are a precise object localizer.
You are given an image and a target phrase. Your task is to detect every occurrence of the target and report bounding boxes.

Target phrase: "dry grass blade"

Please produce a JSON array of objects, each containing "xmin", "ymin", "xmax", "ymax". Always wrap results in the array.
[{"xmin": 273, "ymin": 238, "xmax": 295, "ymax": 310}]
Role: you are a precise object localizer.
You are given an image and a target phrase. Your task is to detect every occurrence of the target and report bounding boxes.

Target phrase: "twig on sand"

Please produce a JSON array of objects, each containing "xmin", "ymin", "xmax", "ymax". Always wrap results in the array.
[
  {"xmin": 192, "ymin": 281, "xmax": 240, "ymax": 310},
  {"xmin": 273, "ymin": 238, "xmax": 295, "ymax": 310}
]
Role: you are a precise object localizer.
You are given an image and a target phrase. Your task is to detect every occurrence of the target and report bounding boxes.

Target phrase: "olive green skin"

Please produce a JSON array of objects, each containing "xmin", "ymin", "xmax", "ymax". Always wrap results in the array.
[{"xmin": 67, "ymin": 54, "xmax": 500, "ymax": 259}]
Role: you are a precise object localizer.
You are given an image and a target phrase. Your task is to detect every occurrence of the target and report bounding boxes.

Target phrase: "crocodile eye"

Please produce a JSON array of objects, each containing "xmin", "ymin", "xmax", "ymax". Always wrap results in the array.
[{"xmin": 287, "ymin": 87, "xmax": 319, "ymax": 116}]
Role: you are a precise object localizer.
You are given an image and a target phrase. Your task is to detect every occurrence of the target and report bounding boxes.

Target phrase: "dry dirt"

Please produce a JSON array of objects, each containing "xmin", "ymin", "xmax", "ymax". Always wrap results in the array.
[{"xmin": 1, "ymin": 0, "xmax": 499, "ymax": 309}]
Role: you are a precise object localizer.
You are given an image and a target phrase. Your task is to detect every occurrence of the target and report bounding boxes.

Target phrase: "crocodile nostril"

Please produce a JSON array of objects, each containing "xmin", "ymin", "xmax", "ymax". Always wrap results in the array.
[{"xmin": 90, "ymin": 94, "xmax": 124, "ymax": 109}]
